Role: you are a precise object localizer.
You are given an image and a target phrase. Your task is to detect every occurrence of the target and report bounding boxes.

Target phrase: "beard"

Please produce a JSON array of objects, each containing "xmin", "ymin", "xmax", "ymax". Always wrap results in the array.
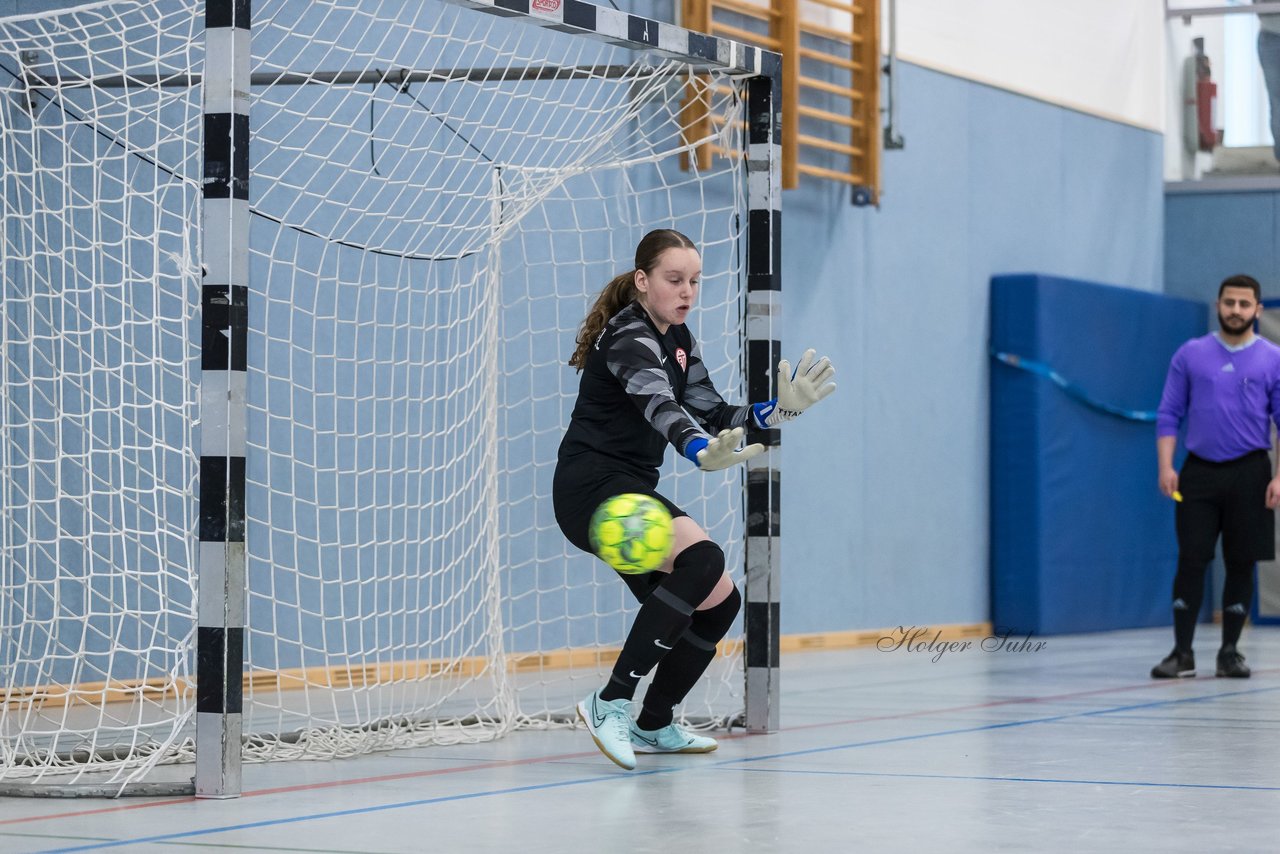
[{"xmin": 1218, "ymin": 311, "xmax": 1254, "ymax": 335}]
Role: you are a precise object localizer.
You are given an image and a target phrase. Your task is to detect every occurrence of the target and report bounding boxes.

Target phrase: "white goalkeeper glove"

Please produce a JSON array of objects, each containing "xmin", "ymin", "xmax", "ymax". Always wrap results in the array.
[
  {"xmin": 684, "ymin": 427, "xmax": 765, "ymax": 471},
  {"xmin": 751, "ymin": 349, "xmax": 836, "ymax": 428}
]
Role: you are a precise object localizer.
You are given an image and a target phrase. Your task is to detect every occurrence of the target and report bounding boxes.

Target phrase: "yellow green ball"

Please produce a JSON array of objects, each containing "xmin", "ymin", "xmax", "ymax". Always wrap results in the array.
[{"xmin": 588, "ymin": 493, "xmax": 674, "ymax": 574}]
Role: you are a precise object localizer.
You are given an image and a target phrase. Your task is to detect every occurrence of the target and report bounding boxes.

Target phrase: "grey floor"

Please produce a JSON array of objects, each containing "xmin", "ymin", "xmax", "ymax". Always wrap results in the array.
[{"xmin": 2, "ymin": 625, "xmax": 1278, "ymax": 853}]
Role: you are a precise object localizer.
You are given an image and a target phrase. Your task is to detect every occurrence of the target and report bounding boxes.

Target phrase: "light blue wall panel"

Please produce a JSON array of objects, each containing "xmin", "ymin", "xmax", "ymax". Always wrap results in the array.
[
  {"xmin": 1060, "ymin": 110, "xmax": 1164, "ymax": 287},
  {"xmin": 1165, "ymin": 191, "xmax": 1280, "ymax": 302},
  {"xmin": 780, "ymin": 62, "xmax": 1163, "ymax": 634}
]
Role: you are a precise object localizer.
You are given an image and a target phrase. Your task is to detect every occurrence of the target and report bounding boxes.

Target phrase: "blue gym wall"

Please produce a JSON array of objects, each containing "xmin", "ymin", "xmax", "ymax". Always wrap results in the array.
[
  {"xmin": 1165, "ymin": 188, "xmax": 1280, "ymax": 302},
  {"xmin": 779, "ymin": 62, "xmax": 1163, "ymax": 633},
  {"xmin": 0, "ymin": 0, "xmax": 69, "ymax": 14},
  {"xmin": 0, "ymin": 0, "xmax": 1167, "ymax": 640}
]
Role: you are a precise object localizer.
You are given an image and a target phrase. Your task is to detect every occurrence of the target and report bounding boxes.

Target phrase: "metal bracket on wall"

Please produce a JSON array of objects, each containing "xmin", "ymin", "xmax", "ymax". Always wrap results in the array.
[{"xmin": 882, "ymin": 0, "xmax": 904, "ymax": 152}]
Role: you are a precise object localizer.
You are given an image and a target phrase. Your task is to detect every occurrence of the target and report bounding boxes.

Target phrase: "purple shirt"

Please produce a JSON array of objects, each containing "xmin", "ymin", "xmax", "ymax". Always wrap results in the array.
[{"xmin": 1157, "ymin": 333, "xmax": 1280, "ymax": 462}]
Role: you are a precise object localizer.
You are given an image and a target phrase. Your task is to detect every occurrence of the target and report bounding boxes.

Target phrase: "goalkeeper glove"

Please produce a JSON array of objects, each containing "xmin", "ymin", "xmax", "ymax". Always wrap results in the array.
[
  {"xmin": 751, "ymin": 348, "xmax": 836, "ymax": 428},
  {"xmin": 684, "ymin": 428, "xmax": 765, "ymax": 471}
]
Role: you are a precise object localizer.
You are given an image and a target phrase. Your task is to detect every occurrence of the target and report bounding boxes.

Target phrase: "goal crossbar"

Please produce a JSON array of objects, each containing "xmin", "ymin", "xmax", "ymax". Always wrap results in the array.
[{"xmin": 25, "ymin": 63, "xmax": 744, "ymax": 90}]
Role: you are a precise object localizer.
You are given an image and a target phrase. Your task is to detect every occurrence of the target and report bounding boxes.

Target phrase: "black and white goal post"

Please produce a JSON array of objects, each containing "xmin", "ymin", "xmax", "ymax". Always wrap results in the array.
[
  {"xmin": 743, "ymin": 70, "xmax": 782, "ymax": 734},
  {"xmin": 0, "ymin": 0, "xmax": 781, "ymax": 799},
  {"xmin": 198, "ymin": 0, "xmax": 251, "ymax": 799}
]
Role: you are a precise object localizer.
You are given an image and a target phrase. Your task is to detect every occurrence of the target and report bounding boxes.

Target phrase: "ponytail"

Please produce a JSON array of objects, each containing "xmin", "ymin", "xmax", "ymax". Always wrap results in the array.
[{"xmin": 569, "ymin": 270, "xmax": 636, "ymax": 370}]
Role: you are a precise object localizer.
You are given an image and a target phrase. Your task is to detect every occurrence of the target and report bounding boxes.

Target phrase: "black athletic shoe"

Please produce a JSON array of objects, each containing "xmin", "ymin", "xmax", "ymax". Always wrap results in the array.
[
  {"xmin": 1216, "ymin": 647, "xmax": 1251, "ymax": 678},
  {"xmin": 1151, "ymin": 649, "xmax": 1195, "ymax": 679}
]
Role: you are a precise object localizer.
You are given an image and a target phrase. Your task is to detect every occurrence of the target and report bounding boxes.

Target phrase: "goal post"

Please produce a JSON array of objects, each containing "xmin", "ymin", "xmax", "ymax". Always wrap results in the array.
[
  {"xmin": 0, "ymin": 0, "xmax": 781, "ymax": 798},
  {"xmin": 198, "ymin": 0, "xmax": 250, "ymax": 800}
]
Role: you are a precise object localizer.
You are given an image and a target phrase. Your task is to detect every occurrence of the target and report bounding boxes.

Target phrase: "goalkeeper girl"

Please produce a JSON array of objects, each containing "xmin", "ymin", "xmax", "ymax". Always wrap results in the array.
[{"xmin": 553, "ymin": 228, "xmax": 836, "ymax": 769}]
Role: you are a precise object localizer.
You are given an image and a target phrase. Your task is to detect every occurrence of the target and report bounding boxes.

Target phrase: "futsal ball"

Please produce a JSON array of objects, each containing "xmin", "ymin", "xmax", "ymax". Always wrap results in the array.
[{"xmin": 588, "ymin": 493, "xmax": 674, "ymax": 574}]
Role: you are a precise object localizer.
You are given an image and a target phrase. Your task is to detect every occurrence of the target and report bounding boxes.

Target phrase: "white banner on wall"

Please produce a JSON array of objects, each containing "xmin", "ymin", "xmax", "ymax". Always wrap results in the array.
[{"xmin": 893, "ymin": 0, "xmax": 1165, "ymax": 132}]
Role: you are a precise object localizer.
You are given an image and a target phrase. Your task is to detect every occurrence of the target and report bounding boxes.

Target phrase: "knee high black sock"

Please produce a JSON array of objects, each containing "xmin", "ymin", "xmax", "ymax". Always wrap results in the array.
[
  {"xmin": 1221, "ymin": 559, "xmax": 1254, "ymax": 648},
  {"xmin": 600, "ymin": 541, "xmax": 727, "ymax": 702},
  {"xmin": 636, "ymin": 586, "xmax": 741, "ymax": 731},
  {"xmin": 1172, "ymin": 555, "xmax": 1210, "ymax": 653},
  {"xmin": 600, "ymin": 586, "xmax": 693, "ymax": 702}
]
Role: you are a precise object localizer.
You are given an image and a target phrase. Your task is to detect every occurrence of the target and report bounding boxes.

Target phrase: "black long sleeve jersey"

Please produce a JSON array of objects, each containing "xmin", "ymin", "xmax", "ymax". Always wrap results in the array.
[{"xmin": 558, "ymin": 301, "xmax": 751, "ymax": 473}]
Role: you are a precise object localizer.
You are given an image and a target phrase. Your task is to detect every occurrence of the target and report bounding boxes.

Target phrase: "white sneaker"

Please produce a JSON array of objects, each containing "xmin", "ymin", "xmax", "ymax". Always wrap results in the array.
[
  {"xmin": 629, "ymin": 721, "xmax": 718, "ymax": 754},
  {"xmin": 576, "ymin": 690, "xmax": 637, "ymax": 770}
]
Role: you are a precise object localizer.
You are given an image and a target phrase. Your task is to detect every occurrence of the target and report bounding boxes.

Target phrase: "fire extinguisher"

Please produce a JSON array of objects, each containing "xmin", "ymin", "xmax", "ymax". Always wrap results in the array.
[{"xmin": 1184, "ymin": 37, "xmax": 1221, "ymax": 154}]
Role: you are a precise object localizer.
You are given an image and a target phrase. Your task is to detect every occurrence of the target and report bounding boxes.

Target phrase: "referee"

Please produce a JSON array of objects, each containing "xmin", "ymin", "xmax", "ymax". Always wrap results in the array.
[{"xmin": 1153, "ymin": 274, "xmax": 1280, "ymax": 679}]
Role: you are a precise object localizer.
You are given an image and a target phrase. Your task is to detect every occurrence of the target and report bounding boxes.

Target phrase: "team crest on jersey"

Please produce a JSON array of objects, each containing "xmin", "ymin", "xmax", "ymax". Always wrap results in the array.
[{"xmin": 675, "ymin": 347, "xmax": 687, "ymax": 372}]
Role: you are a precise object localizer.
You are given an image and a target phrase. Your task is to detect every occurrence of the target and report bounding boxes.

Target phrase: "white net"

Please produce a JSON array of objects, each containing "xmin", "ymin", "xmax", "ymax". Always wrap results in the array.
[
  {"xmin": 1, "ymin": 0, "xmax": 752, "ymax": 788},
  {"xmin": 0, "ymin": 0, "xmax": 202, "ymax": 786}
]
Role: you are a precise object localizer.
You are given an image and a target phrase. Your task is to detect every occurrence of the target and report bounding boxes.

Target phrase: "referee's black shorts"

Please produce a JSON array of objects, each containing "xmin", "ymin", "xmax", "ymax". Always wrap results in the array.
[
  {"xmin": 1177, "ymin": 449, "xmax": 1276, "ymax": 565},
  {"xmin": 552, "ymin": 452, "xmax": 688, "ymax": 601}
]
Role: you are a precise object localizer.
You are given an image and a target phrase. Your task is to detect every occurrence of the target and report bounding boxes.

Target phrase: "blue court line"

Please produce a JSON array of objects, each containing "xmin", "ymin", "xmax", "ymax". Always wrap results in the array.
[
  {"xmin": 1088, "ymin": 713, "xmax": 1280, "ymax": 725},
  {"xmin": 726, "ymin": 684, "xmax": 1280, "ymax": 766},
  {"xmin": 38, "ymin": 684, "xmax": 1280, "ymax": 853},
  {"xmin": 37, "ymin": 769, "xmax": 677, "ymax": 853},
  {"xmin": 732, "ymin": 766, "xmax": 1280, "ymax": 792}
]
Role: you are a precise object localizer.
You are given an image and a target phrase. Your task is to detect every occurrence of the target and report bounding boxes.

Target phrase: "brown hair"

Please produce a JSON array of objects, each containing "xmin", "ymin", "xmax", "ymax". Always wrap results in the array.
[{"xmin": 568, "ymin": 228, "xmax": 698, "ymax": 370}]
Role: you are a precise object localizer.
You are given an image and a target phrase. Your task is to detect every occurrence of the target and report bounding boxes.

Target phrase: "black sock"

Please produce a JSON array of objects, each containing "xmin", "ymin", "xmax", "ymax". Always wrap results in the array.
[
  {"xmin": 1221, "ymin": 560, "xmax": 1254, "ymax": 649},
  {"xmin": 600, "ymin": 542, "xmax": 727, "ymax": 702},
  {"xmin": 600, "ymin": 586, "xmax": 693, "ymax": 702},
  {"xmin": 635, "ymin": 638, "xmax": 715, "ymax": 730},
  {"xmin": 1171, "ymin": 556, "xmax": 1209, "ymax": 653},
  {"xmin": 1173, "ymin": 600, "xmax": 1199, "ymax": 653},
  {"xmin": 637, "ymin": 586, "xmax": 741, "ymax": 730},
  {"xmin": 1222, "ymin": 604, "xmax": 1248, "ymax": 650}
]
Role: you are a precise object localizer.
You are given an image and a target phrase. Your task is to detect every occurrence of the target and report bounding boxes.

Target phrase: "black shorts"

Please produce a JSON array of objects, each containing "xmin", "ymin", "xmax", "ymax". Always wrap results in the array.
[
  {"xmin": 552, "ymin": 453, "xmax": 687, "ymax": 601},
  {"xmin": 1177, "ymin": 450, "xmax": 1276, "ymax": 564}
]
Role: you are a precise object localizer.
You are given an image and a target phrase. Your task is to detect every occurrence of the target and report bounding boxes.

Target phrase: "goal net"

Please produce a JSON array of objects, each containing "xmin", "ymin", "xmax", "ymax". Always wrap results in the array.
[{"xmin": 0, "ymin": 0, "xmax": 762, "ymax": 792}]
